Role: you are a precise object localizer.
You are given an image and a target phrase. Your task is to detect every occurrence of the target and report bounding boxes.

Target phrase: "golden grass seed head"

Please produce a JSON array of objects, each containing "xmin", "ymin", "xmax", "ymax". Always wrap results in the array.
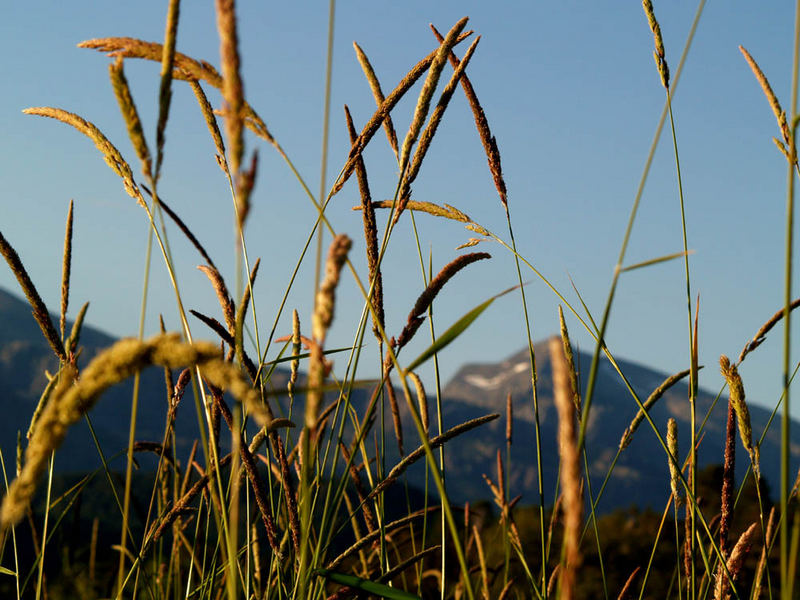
[
  {"xmin": 667, "ymin": 418, "xmax": 681, "ymax": 505},
  {"xmin": 399, "ymin": 17, "xmax": 469, "ymax": 170},
  {"xmin": 108, "ymin": 57, "xmax": 152, "ymax": 180},
  {"xmin": 312, "ymin": 234, "xmax": 352, "ymax": 344},
  {"xmin": 720, "ymin": 355, "xmax": 760, "ymax": 480}
]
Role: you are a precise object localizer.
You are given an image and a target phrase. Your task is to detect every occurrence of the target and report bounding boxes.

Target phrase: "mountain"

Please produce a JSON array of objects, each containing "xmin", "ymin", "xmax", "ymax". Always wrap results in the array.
[
  {"xmin": 0, "ymin": 287, "xmax": 186, "ymax": 474},
  {"xmin": 1, "ymin": 286, "xmax": 797, "ymax": 513},
  {"xmin": 436, "ymin": 340, "xmax": 800, "ymax": 512}
]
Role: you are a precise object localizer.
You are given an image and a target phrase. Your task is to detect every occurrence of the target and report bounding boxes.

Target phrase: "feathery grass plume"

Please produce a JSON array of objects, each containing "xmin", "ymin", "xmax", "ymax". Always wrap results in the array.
[
  {"xmin": 312, "ymin": 234, "xmax": 352, "ymax": 345},
  {"xmin": 80, "ymin": 37, "xmax": 282, "ymax": 153},
  {"xmin": 667, "ymin": 418, "xmax": 681, "ymax": 506},
  {"xmin": 386, "ymin": 379, "xmax": 404, "ymax": 456},
  {"xmin": 737, "ymin": 297, "xmax": 800, "ymax": 363},
  {"xmin": 197, "ymin": 264, "xmax": 236, "ymax": 335},
  {"xmin": 558, "ymin": 307, "xmax": 581, "ymax": 417},
  {"xmin": 395, "ymin": 36, "xmax": 481, "ymax": 224},
  {"xmin": 713, "ymin": 522, "xmax": 759, "ymax": 600},
  {"xmin": 432, "ymin": 24, "xmax": 508, "ymax": 214},
  {"xmin": 642, "ymin": 0, "xmax": 670, "ymax": 89},
  {"xmin": 0, "ymin": 334, "xmax": 275, "ymax": 528},
  {"xmin": 399, "ymin": 17, "xmax": 468, "ymax": 171},
  {"xmin": 363, "ymin": 199, "xmax": 471, "ymax": 223},
  {"xmin": 752, "ymin": 507, "xmax": 776, "ymax": 599},
  {"xmin": 619, "ymin": 367, "xmax": 693, "ymax": 449},
  {"xmin": 549, "ymin": 336, "xmax": 582, "ymax": 600},
  {"xmin": 506, "ymin": 392, "xmax": 513, "ymax": 445},
  {"xmin": 0, "ymin": 230, "xmax": 66, "ymax": 362},
  {"xmin": 617, "ymin": 566, "xmax": 641, "ymax": 600},
  {"xmin": 189, "ymin": 79, "xmax": 228, "ymax": 173},
  {"xmin": 332, "ymin": 30, "xmax": 473, "ymax": 196},
  {"xmin": 408, "ymin": 371, "xmax": 429, "ymax": 434},
  {"xmin": 395, "ymin": 252, "xmax": 491, "ymax": 350},
  {"xmin": 353, "ymin": 42, "xmax": 398, "ymax": 156},
  {"xmin": 719, "ymin": 355, "xmax": 760, "ymax": 480},
  {"xmin": 345, "ymin": 105, "xmax": 384, "ymax": 340},
  {"xmin": 59, "ymin": 200, "xmax": 73, "ymax": 341},
  {"xmin": 367, "ymin": 414, "xmax": 498, "ymax": 500},
  {"xmin": 24, "ymin": 107, "xmax": 142, "ymax": 205},
  {"xmin": 739, "ymin": 46, "xmax": 792, "ymax": 150},
  {"xmin": 215, "ymin": 0, "xmax": 244, "ymax": 177},
  {"xmin": 80, "ymin": 37, "xmax": 224, "ymax": 86},
  {"xmin": 108, "ymin": 56, "xmax": 152, "ymax": 180},
  {"xmin": 155, "ymin": 0, "xmax": 180, "ymax": 179}
]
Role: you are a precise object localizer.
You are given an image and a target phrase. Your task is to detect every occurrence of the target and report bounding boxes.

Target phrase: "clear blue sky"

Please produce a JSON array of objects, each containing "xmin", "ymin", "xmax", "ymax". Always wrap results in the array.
[{"xmin": 1, "ymin": 2, "xmax": 798, "ymax": 413}]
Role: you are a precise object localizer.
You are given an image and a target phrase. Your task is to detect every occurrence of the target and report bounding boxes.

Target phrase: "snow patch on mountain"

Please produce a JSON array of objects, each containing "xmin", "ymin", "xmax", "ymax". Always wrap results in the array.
[{"xmin": 464, "ymin": 361, "xmax": 528, "ymax": 389}]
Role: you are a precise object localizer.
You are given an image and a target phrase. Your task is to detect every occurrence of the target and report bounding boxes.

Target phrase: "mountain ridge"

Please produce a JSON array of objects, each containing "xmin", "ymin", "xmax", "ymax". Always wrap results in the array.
[{"xmin": 0, "ymin": 285, "xmax": 797, "ymax": 513}]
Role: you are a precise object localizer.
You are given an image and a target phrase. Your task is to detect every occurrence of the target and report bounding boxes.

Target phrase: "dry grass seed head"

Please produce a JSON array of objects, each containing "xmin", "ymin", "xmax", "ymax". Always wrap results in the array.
[
  {"xmin": 642, "ymin": 0, "xmax": 670, "ymax": 88},
  {"xmin": 713, "ymin": 521, "xmax": 759, "ymax": 600},
  {"xmin": 24, "ymin": 107, "xmax": 142, "ymax": 204},
  {"xmin": 719, "ymin": 355, "xmax": 760, "ymax": 480},
  {"xmin": 399, "ymin": 17, "xmax": 469, "ymax": 170},
  {"xmin": 619, "ymin": 367, "xmax": 693, "ymax": 450},
  {"xmin": 0, "ymin": 230, "xmax": 66, "ymax": 362},
  {"xmin": 344, "ymin": 105, "xmax": 385, "ymax": 340},
  {"xmin": 312, "ymin": 234, "xmax": 352, "ymax": 344},
  {"xmin": 109, "ymin": 56, "xmax": 152, "ymax": 179},
  {"xmin": 396, "ymin": 36, "xmax": 480, "ymax": 224},
  {"xmin": 60, "ymin": 200, "xmax": 74, "ymax": 341},
  {"xmin": 506, "ymin": 392, "xmax": 513, "ymax": 445},
  {"xmin": 666, "ymin": 417, "xmax": 681, "ymax": 506},
  {"xmin": 155, "ymin": 0, "xmax": 180, "ymax": 179},
  {"xmin": 558, "ymin": 307, "xmax": 581, "ymax": 417},
  {"xmin": 549, "ymin": 336, "xmax": 582, "ymax": 599},
  {"xmin": 333, "ymin": 30, "xmax": 473, "ymax": 196},
  {"xmin": 431, "ymin": 24, "xmax": 508, "ymax": 213},
  {"xmin": 738, "ymin": 297, "xmax": 800, "ymax": 363},
  {"xmin": 1, "ymin": 334, "xmax": 274, "ymax": 528},
  {"xmin": 396, "ymin": 251, "xmax": 491, "ymax": 350},
  {"xmin": 197, "ymin": 264, "xmax": 236, "ymax": 335},
  {"xmin": 407, "ymin": 371, "xmax": 428, "ymax": 434},
  {"xmin": 353, "ymin": 41, "xmax": 399, "ymax": 156},
  {"xmin": 215, "ymin": 0, "xmax": 245, "ymax": 177},
  {"xmin": 189, "ymin": 79, "xmax": 229, "ymax": 173},
  {"xmin": 739, "ymin": 46, "xmax": 791, "ymax": 148}
]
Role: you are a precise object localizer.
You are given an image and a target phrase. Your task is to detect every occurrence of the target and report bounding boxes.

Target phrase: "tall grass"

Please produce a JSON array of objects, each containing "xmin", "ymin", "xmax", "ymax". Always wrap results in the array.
[{"xmin": 0, "ymin": 2, "xmax": 799, "ymax": 599}]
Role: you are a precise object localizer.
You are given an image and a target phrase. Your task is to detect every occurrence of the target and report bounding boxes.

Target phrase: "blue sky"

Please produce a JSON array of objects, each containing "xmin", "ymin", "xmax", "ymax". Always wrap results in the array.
[{"xmin": 1, "ymin": 2, "xmax": 799, "ymax": 413}]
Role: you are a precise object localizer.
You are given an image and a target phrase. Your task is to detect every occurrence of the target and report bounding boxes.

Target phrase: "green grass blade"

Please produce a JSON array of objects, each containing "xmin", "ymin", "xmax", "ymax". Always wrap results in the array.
[
  {"xmin": 404, "ymin": 296, "xmax": 494, "ymax": 373},
  {"xmin": 314, "ymin": 569, "xmax": 422, "ymax": 599}
]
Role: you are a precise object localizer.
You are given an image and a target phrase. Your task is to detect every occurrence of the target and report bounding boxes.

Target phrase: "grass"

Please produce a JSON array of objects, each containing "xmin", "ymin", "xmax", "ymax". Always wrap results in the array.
[{"xmin": 0, "ymin": 1, "xmax": 800, "ymax": 598}]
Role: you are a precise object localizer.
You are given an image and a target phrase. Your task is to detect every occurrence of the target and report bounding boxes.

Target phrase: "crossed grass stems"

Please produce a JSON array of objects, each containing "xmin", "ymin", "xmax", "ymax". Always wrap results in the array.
[{"xmin": 0, "ymin": 1, "xmax": 799, "ymax": 598}]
